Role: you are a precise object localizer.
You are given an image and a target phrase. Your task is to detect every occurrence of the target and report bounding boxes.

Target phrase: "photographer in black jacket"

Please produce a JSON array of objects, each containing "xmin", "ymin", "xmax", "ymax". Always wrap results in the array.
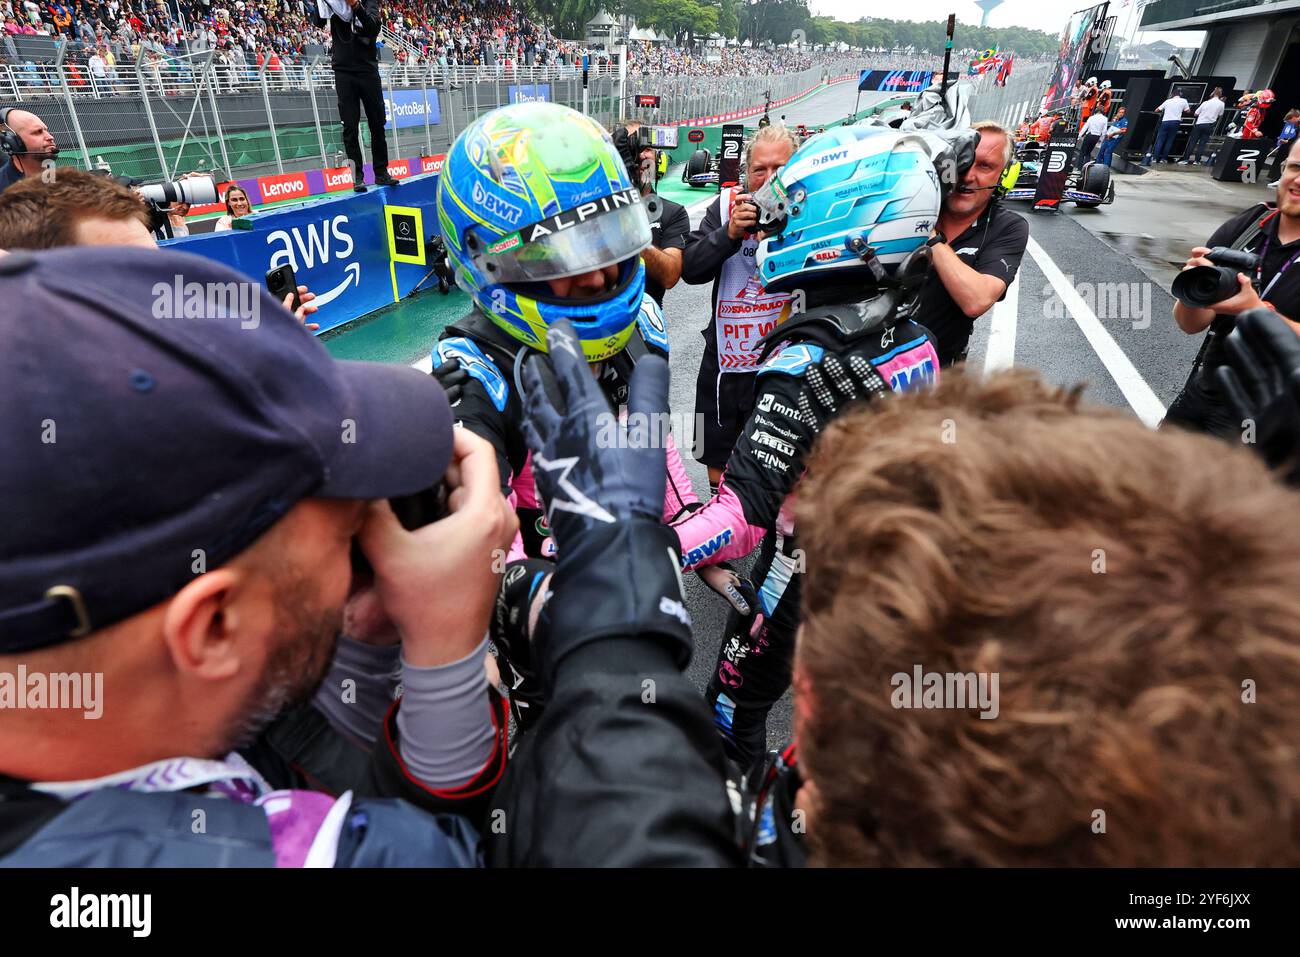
[
  {"xmin": 308, "ymin": 0, "xmax": 398, "ymax": 192},
  {"xmin": 1164, "ymin": 155, "xmax": 1300, "ymax": 438}
]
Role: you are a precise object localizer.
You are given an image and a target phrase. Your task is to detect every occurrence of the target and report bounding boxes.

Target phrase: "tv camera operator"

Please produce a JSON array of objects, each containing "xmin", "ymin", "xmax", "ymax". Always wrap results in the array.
[{"xmin": 613, "ymin": 120, "xmax": 689, "ymax": 308}]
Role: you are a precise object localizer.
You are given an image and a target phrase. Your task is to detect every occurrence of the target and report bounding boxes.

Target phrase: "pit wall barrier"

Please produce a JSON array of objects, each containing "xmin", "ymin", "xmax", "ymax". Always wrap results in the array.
[
  {"xmin": 675, "ymin": 73, "xmax": 859, "ymax": 130},
  {"xmin": 185, "ymin": 154, "xmax": 447, "ymax": 216},
  {"xmin": 165, "ymin": 172, "xmax": 443, "ymax": 335}
]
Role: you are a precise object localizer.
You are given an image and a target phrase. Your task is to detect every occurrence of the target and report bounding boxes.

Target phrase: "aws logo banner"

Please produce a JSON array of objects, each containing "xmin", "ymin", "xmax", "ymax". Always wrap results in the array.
[
  {"xmin": 164, "ymin": 176, "xmax": 443, "ymax": 335},
  {"xmin": 256, "ymin": 195, "xmax": 402, "ymax": 330}
]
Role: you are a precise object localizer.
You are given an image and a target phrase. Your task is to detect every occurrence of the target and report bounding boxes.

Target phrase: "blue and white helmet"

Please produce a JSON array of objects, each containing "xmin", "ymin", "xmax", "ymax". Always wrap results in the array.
[{"xmin": 750, "ymin": 125, "xmax": 971, "ymax": 295}]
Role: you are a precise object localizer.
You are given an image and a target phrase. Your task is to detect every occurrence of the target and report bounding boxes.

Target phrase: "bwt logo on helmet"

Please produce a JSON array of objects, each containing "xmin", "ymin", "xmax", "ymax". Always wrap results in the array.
[
  {"xmin": 472, "ymin": 181, "xmax": 524, "ymax": 225},
  {"xmin": 812, "ymin": 148, "xmax": 848, "ymax": 167}
]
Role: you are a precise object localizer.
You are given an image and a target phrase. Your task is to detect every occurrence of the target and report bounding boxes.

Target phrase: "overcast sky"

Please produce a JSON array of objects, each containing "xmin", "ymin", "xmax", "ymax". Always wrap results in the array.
[{"xmin": 807, "ymin": 1, "xmax": 1204, "ymax": 46}]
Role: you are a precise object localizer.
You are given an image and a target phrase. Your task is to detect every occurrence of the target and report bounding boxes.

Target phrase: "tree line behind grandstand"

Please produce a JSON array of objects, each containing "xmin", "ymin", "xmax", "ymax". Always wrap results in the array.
[{"xmin": 538, "ymin": 1, "xmax": 1063, "ymax": 57}]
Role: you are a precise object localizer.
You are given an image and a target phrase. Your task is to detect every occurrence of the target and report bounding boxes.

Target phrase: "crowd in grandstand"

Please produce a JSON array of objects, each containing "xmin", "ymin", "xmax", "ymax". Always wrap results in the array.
[{"xmin": 2, "ymin": 0, "xmax": 917, "ymax": 85}]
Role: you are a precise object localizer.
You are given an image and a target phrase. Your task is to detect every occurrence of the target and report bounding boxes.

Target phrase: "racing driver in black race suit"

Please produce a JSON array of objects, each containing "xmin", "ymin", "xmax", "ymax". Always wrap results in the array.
[
  {"xmin": 667, "ymin": 115, "xmax": 979, "ymax": 772},
  {"xmin": 430, "ymin": 101, "xmax": 753, "ymax": 734}
]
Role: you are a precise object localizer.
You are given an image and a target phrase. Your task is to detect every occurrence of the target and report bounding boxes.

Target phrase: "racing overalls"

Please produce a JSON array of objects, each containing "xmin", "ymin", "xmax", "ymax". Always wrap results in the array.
[
  {"xmin": 432, "ymin": 298, "xmax": 701, "ymax": 733},
  {"xmin": 670, "ymin": 303, "xmax": 941, "ymax": 768}
]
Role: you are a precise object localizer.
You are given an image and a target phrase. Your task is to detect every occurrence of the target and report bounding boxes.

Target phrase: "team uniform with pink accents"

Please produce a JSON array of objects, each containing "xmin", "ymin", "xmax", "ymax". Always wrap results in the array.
[{"xmin": 671, "ymin": 313, "xmax": 940, "ymax": 767}]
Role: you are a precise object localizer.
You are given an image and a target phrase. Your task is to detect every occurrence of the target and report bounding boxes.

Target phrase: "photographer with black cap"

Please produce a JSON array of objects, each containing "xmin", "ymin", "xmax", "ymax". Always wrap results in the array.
[
  {"xmin": 0, "ymin": 106, "xmax": 59, "ymax": 196},
  {"xmin": 0, "ymin": 246, "xmax": 517, "ymax": 866},
  {"xmin": 1164, "ymin": 154, "xmax": 1300, "ymax": 438}
]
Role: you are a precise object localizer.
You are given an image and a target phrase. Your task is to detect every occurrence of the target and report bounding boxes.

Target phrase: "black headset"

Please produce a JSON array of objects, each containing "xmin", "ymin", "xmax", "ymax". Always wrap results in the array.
[{"xmin": 0, "ymin": 107, "xmax": 24, "ymax": 158}]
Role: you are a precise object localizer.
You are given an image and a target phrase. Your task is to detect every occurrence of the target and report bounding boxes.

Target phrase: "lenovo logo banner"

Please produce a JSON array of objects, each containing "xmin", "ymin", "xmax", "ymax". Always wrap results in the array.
[
  {"xmin": 387, "ymin": 159, "xmax": 412, "ymax": 179},
  {"xmin": 420, "ymin": 154, "xmax": 446, "ymax": 174},
  {"xmin": 258, "ymin": 172, "xmax": 310, "ymax": 203},
  {"xmin": 323, "ymin": 166, "xmax": 355, "ymax": 192}
]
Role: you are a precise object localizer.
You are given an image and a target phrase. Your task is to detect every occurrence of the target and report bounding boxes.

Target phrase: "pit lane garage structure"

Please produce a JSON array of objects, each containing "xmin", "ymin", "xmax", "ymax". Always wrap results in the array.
[{"xmin": 1141, "ymin": 0, "xmax": 1300, "ymax": 147}]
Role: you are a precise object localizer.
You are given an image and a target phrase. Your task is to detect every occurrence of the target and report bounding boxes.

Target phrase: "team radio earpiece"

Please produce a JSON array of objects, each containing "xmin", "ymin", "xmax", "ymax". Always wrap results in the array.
[
  {"xmin": 0, "ymin": 107, "xmax": 25, "ymax": 157},
  {"xmin": 956, "ymin": 158, "xmax": 1020, "ymax": 200},
  {"xmin": 994, "ymin": 159, "xmax": 1021, "ymax": 200}
]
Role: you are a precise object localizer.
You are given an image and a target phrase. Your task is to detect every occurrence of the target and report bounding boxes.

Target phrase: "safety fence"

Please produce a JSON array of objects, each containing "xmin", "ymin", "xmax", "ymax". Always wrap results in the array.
[
  {"xmin": 3, "ymin": 44, "xmax": 865, "ymax": 186},
  {"xmin": 966, "ymin": 62, "xmax": 1054, "ymax": 131}
]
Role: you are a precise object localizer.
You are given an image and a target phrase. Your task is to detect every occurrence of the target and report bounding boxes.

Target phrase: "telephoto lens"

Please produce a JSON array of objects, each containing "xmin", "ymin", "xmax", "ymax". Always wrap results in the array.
[
  {"xmin": 135, "ymin": 176, "xmax": 219, "ymax": 208},
  {"xmin": 1171, "ymin": 246, "xmax": 1260, "ymax": 308}
]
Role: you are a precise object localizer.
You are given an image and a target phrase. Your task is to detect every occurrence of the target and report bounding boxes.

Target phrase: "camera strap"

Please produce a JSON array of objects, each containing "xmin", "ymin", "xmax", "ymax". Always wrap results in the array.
[
  {"xmin": 1188, "ymin": 204, "xmax": 1271, "ymax": 380},
  {"xmin": 1255, "ymin": 234, "xmax": 1300, "ymax": 300}
]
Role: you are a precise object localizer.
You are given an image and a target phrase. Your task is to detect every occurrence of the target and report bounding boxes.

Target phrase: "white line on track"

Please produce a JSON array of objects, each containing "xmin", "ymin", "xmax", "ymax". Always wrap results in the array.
[
  {"xmin": 983, "ymin": 272, "xmax": 1019, "ymax": 375},
  {"xmin": 1026, "ymin": 235, "xmax": 1167, "ymax": 428}
]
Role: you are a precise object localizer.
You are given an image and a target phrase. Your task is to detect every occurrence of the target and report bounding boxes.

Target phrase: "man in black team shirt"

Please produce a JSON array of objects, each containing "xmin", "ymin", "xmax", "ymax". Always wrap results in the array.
[
  {"xmin": 915, "ymin": 120, "xmax": 1029, "ymax": 367},
  {"xmin": 308, "ymin": 0, "xmax": 398, "ymax": 191},
  {"xmin": 619, "ymin": 121, "xmax": 689, "ymax": 308}
]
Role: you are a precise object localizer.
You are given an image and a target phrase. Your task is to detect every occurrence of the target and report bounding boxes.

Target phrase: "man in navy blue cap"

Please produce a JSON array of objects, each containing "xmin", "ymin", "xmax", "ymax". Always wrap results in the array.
[{"xmin": 0, "ymin": 246, "xmax": 517, "ymax": 867}]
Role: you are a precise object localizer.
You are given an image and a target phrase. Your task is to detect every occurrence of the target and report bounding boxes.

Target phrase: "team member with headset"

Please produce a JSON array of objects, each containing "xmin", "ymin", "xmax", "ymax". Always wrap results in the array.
[
  {"xmin": 915, "ymin": 119, "xmax": 1030, "ymax": 367},
  {"xmin": 0, "ymin": 107, "xmax": 60, "ymax": 196},
  {"xmin": 614, "ymin": 120, "xmax": 690, "ymax": 308}
]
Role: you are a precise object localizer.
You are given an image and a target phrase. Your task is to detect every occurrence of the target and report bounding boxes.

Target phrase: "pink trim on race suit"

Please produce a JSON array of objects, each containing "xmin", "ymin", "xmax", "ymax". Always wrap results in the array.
[
  {"xmin": 507, "ymin": 431, "xmax": 701, "ymax": 563},
  {"xmin": 673, "ymin": 335, "xmax": 941, "ymax": 571},
  {"xmin": 672, "ymin": 481, "xmax": 767, "ymax": 572}
]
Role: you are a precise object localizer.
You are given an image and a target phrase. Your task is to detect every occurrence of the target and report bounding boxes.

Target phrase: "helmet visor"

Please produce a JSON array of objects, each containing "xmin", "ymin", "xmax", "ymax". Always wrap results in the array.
[
  {"xmin": 470, "ymin": 187, "xmax": 653, "ymax": 283},
  {"xmin": 751, "ymin": 175, "xmax": 791, "ymax": 234}
]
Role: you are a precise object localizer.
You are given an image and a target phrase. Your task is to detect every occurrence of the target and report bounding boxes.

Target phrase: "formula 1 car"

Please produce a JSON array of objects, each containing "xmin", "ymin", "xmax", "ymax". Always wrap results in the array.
[
  {"xmin": 682, "ymin": 125, "xmax": 824, "ymax": 189},
  {"xmin": 1006, "ymin": 139, "xmax": 1115, "ymax": 208},
  {"xmin": 682, "ymin": 148, "xmax": 719, "ymax": 188}
]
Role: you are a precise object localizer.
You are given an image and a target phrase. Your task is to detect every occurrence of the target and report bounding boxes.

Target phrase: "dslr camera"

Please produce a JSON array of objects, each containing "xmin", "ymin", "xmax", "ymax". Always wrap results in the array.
[{"xmin": 1172, "ymin": 246, "xmax": 1260, "ymax": 309}]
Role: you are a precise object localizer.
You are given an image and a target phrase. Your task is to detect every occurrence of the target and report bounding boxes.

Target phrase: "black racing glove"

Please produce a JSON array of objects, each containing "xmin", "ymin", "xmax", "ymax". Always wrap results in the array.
[
  {"xmin": 519, "ymin": 319, "xmax": 693, "ymax": 687},
  {"xmin": 1217, "ymin": 306, "xmax": 1300, "ymax": 487},
  {"xmin": 697, "ymin": 562, "xmax": 759, "ymax": 617},
  {"xmin": 798, "ymin": 347, "xmax": 892, "ymax": 432},
  {"xmin": 430, "ymin": 356, "xmax": 470, "ymax": 405}
]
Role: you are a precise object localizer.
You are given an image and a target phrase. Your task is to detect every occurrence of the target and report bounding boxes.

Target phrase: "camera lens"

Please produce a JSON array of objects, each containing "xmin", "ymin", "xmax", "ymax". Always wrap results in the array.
[{"xmin": 1171, "ymin": 265, "xmax": 1244, "ymax": 309}]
